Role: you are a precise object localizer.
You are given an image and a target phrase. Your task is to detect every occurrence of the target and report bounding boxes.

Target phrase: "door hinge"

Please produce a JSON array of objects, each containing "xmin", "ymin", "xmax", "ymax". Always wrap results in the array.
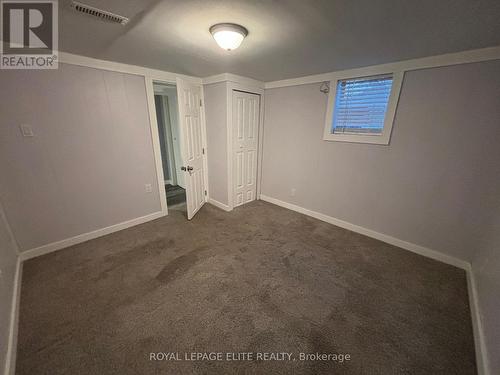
[
  {"xmin": 204, "ymin": 190, "xmax": 207, "ymax": 196},
  {"xmin": 199, "ymin": 99, "xmax": 203, "ymax": 107},
  {"xmin": 202, "ymin": 148, "xmax": 205, "ymax": 155}
]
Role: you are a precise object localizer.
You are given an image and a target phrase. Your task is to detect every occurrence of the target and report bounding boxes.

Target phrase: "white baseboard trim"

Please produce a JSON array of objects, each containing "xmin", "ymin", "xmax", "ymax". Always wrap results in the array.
[
  {"xmin": 264, "ymin": 45, "xmax": 500, "ymax": 89},
  {"xmin": 4, "ymin": 258, "xmax": 22, "ymax": 375},
  {"xmin": 260, "ymin": 194, "xmax": 489, "ymax": 373},
  {"xmin": 259, "ymin": 195, "xmax": 468, "ymax": 269},
  {"xmin": 19, "ymin": 211, "xmax": 166, "ymax": 261},
  {"xmin": 208, "ymin": 198, "xmax": 232, "ymax": 212},
  {"xmin": 466, "ymin": 265, "xmax": 490, "ymax": 375},
  {"xmin": 3, "ymin": 195, "xmax": 489, "ymax": 374}
]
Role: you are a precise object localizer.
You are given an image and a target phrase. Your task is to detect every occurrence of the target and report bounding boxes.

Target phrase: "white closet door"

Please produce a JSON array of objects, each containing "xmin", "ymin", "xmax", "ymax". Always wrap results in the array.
[{"xmin": 232, "ymin": 90, "xmax": 260, "ymax": 207}]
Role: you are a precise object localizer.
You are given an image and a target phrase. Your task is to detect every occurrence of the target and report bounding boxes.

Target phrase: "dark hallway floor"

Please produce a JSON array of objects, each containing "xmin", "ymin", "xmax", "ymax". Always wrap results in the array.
[
  {"xmin": 166, "ymin": 184, "xmax": 186, "ymax": 207},
  {"xmin": 16, "ymin": 201, "xmax": 476, "ymax": 374}
]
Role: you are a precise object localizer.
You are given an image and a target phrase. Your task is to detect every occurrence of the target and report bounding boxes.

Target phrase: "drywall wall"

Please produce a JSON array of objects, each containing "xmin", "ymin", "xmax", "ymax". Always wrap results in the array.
[
  {"xmin": 0, "ymin": 63, "xmax": 161, "ymax": 252},
  {"xmin": 472, "ymin": 212, "xmax": 500, "ymax": 373},
  {"xmin": 204, "ymin": 82, "xmax": 229, "ymax": 205},
  {"xmin": 262, "ymin": 59, "xmax": 500, "ymax": 263},
  {"xmin": 0, "ymin": 202, "xmax": 19, "ymax": 374}
]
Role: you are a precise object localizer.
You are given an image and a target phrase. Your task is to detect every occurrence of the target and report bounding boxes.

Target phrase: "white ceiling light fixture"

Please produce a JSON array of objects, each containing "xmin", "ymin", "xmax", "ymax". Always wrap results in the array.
[{"xmin": 210, "ymin": 23, "xmax": 248, "ymax": 51}]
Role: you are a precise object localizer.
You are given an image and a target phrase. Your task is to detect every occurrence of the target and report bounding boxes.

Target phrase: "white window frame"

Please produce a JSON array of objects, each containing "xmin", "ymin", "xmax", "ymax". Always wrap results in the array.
[{"xmin": 323, "ymin": 68, "xmax": 404, "ymax": 145}]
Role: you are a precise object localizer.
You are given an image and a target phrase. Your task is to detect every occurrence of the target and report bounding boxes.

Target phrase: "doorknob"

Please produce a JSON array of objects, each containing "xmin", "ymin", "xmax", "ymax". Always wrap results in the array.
[
  {"xmin": 187, "ymin": 166, "xmax": 193, "ymax": 171},
  {"xmin": 181, "ymin": 166, "xmax": 193, "ymax": 174}
]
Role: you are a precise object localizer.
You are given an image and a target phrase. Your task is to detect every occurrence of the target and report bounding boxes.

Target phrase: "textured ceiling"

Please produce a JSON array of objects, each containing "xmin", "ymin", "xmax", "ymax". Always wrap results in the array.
[{"xmin": 59, "ymin": 0, "xmax": 500, "ymax": 81}]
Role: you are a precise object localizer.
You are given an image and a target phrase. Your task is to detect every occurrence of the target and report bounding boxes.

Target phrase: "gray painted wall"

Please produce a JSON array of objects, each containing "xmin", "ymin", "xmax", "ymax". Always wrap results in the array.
[
  {"xmin": 0, "ymin": 202, "xmax": 18, "ymax": 374},
  {"xmin": 262, "ymin": 60, "xmax": 500, "ymax": 262},
  {"xmin": 0, "ymin": 63, "xmax": 161, "ymax": 252},
  {"xmin": 204, "ymin": 82, "xmax": 229, "ymax": 205},
  {"xmin": 262, "ymin": 60, "xmax": 500, "ymax": 373}
]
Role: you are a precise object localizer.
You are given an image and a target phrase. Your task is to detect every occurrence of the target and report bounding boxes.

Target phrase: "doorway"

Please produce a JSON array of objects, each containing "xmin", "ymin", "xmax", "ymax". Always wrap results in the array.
[{"xmin": 153, "ymin": 83, "xmax": 186, "ymax": 211}]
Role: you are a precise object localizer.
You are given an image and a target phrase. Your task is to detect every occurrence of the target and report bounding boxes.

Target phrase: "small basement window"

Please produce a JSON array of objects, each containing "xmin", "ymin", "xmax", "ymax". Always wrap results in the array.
[{"xmin": 323, "ymin": 71, "xmax": 403, "ymax": 145}]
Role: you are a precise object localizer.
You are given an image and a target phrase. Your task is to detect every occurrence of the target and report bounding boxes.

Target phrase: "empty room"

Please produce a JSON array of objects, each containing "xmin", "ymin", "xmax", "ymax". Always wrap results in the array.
[{"xmin": 1, "ymin": 1, "xmax": 499, "ymax": 374}]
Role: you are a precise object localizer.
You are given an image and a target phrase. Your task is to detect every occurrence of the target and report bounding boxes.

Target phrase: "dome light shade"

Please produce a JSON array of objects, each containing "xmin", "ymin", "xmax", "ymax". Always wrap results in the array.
[{"xmin": 210, "ymin": 23, "xmax": 248, "ymax": 51}]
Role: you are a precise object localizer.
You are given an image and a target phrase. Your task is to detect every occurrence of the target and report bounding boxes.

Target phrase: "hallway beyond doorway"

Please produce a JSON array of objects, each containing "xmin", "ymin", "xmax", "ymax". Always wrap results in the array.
[{"xmin": 165, "ymin": 184, "xmax": 186, "ymax": 207}]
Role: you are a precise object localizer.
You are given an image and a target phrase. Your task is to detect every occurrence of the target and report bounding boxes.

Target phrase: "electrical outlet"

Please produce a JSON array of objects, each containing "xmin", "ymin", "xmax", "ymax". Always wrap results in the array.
[
  {"xmin": 290, "ymin": 188, "xmax": 296, "ymax": 197},
  {"xmin": 20, "ymin": 124, "xmax": 34, "ymax": 137},
  {"xmin": 145, "ymin": 184, "xmax": 153, "ymax": 193}
]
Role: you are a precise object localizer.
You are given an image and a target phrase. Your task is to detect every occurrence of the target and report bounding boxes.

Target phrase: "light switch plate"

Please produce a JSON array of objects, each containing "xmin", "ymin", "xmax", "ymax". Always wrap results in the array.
[
  {"xmin": 145, "ymin": 184, "xmax": 153, "ymax": 193},
  {"xmin": 20, "ymin": 124, "xmax": 34, "ymax": 137}
]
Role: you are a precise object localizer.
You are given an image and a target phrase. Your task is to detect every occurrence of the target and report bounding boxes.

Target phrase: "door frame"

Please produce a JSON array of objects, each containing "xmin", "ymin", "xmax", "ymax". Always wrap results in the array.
[
  {"xmin": 145, "ymin": 77, "xmax": 208, "ymax": 216},
  {"xmin": 226, "ymin": 82, "xmax": 265, "ymax": 211},
  {"xmin": 200, "ymin": 83, "xmax": 210, "ymax": 205}
]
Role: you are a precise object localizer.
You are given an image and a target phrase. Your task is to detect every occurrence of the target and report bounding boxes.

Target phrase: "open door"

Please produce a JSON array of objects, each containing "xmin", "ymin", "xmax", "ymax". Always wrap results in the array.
[{"xmin": 176, "ymin": 78, "xmax": 206, "ymax": 220}]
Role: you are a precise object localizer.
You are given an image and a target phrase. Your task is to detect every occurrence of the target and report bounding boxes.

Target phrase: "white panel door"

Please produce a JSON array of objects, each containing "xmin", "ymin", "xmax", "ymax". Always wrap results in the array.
[
  {"xmin": 176, "ymin": 78, "xmax": 206, "ymax": 220},
  {"xmin": 232, "ymin": 90, "xmax": 260, "ymax": 207}
]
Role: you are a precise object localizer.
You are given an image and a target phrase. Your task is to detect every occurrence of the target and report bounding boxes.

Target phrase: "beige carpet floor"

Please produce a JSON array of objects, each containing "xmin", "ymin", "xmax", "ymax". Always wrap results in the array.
[{"xmin": 16, "ymin": 201, "xmax": 476, "ymax": 374}]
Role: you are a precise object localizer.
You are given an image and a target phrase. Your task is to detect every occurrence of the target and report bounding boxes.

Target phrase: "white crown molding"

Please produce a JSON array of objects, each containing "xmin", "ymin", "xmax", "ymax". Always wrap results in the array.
[
  {"xmin": 8, "ymin": 45, "xmax": 498, "ymax": 90},
  {"xmin": 0, "ymin": 42, "xmax": 201, "ymax": 83},
  {"xmin": 264, "ymin": 45, "xmax": 500, "ymax": 89},
  {"xmin": 59, "ymin": 52, "xmax": 202, "ymax": 84},
  {"xmin": 202, "ymin": 73, "xmax": 264, "ymax": 89},
  {"xmin": 4, "ymin": 42, "xmax": 499, "ymax": 89},
  {"xmin": 202, "ymin": 73, "xmax": 229, "ymax": 85}
]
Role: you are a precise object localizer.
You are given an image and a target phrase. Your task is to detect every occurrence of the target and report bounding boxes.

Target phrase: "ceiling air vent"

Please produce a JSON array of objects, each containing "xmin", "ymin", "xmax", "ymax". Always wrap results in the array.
[{"xmin": 70, "ymin": 1, "xmax": 129, "ymax": 25}]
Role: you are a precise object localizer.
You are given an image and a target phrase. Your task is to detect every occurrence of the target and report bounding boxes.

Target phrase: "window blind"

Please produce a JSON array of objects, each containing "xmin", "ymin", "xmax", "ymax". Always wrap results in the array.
[{"xmin": 332, "ymin": 74, "xmax": 393, "ymax": 135}]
